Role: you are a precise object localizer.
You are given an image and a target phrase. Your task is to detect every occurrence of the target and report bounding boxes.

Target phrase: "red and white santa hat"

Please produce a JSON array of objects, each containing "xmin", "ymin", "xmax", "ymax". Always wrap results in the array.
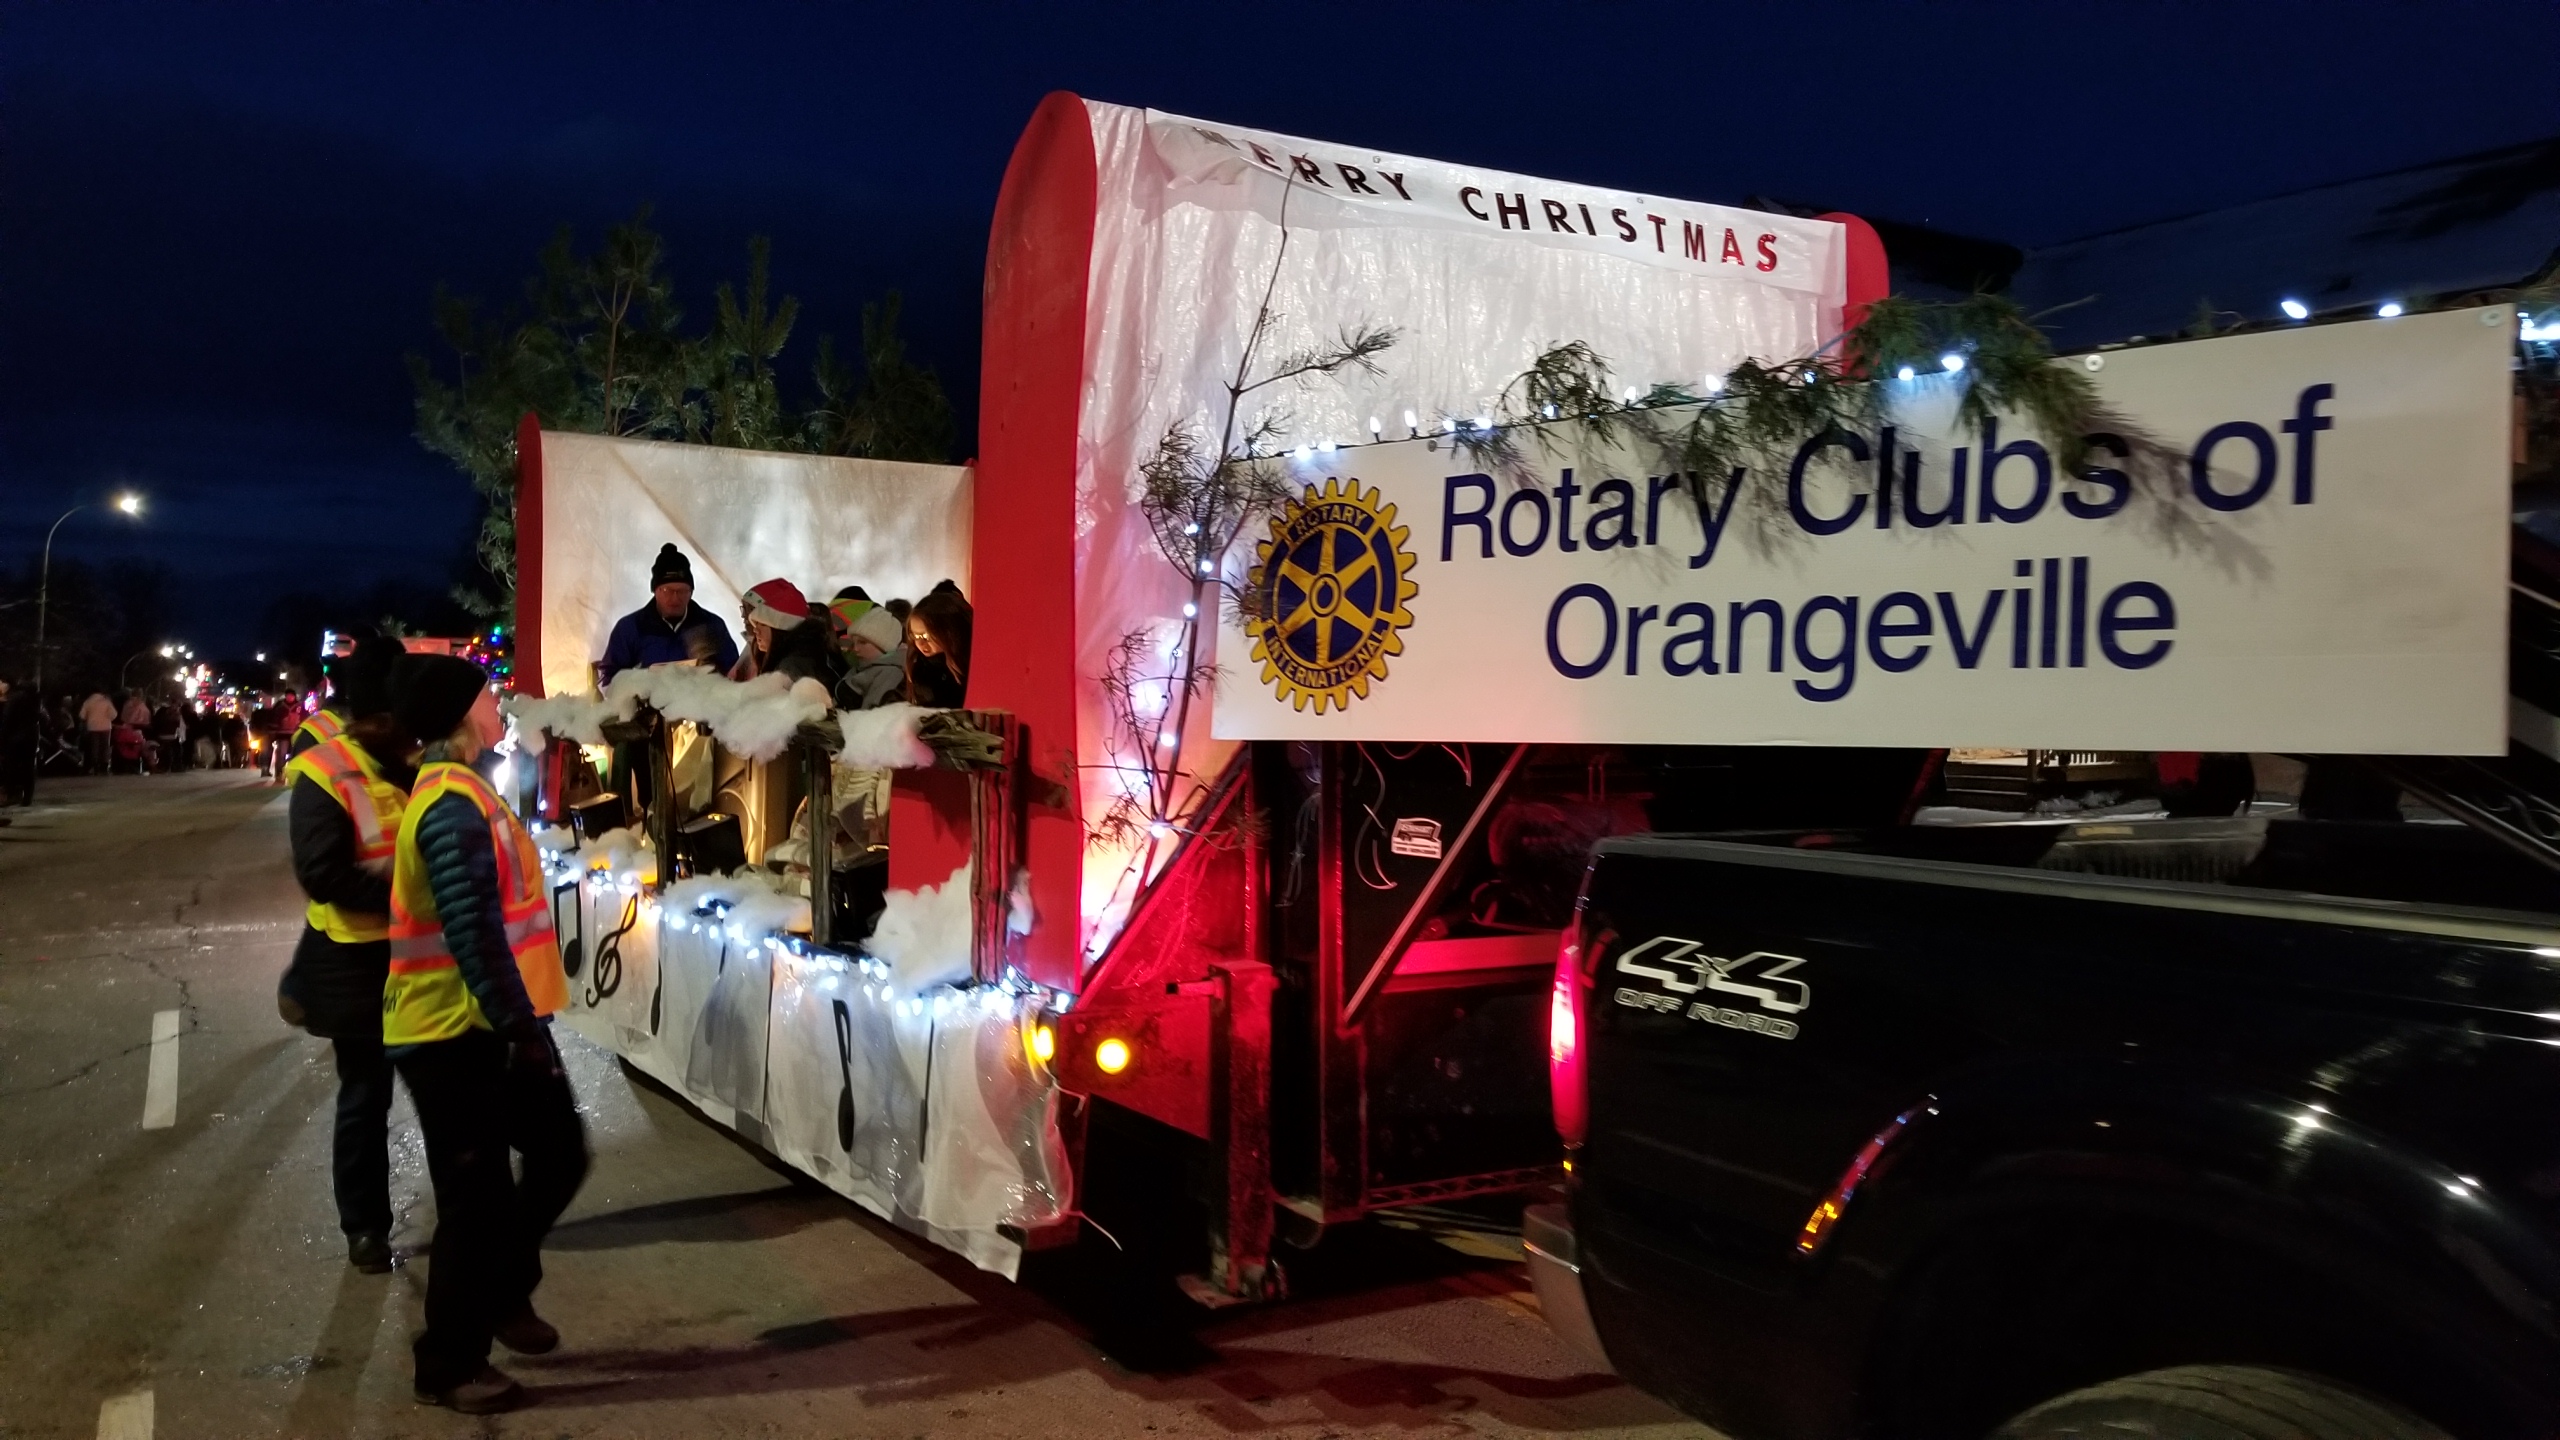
[{"xmin": 743, "ymin": 578, "xmax": 812, "ymax": 630}]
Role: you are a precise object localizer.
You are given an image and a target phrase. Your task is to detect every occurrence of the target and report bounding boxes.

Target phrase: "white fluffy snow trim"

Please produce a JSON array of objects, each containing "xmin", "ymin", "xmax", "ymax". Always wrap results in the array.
[
  {"xmin": 504, "ymin": 692, "xmax": 627, "ymax": 754},
  {"xmin": 575, "ymin": 825, "xmax": 656, "ymax": 883},
  {"xmin": 658, "ymin": 869, "xmax": 811, "ymax": 937},
  {"xmin": 836, "ymin": 703, "xmax": 938, "ymax": 769},
  {"xmin": 506, "ymin": 666, "xmax": 833, "ymax": 763},
  {"xmin": 863, "ymin": 864, "xmax": 974, "ymax": 994},
  {"xmin": 530, "ymin": 824, "xmax": 578, "ymax": 853}
]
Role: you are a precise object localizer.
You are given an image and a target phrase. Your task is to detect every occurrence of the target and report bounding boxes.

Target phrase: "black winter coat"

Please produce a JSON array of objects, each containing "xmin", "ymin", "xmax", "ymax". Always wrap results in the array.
[
  {"xmin": 282, "ymin": 742, "xmax": 414, "ymax": 1038},
  {"xmin": 405, "ymin": 790, "xmax": 540, "ymax": 1042}
]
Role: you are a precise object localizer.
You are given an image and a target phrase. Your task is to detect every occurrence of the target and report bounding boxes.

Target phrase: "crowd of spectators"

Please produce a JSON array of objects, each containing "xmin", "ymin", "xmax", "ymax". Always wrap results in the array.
[{"xmin": 0, "ymin": 676, "xmax": 285, "ymax": 813}]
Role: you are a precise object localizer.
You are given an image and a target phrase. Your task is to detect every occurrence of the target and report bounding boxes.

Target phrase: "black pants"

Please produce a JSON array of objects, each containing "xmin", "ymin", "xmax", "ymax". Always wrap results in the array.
[
  {"xmin": 394, "ymin": 1031, "xmax": 516, "ymax": 1390},
  {"xmin": 394, "ymin": 1027, "xmax": 591, "ymax": 1389},
  {"xmin": 500, "ymin": 1028, "xmax": 590, "ymax": 1310},
  {"xmin": 330, "ymin": 1035, "xmax": 395, "ymax": 1236}
]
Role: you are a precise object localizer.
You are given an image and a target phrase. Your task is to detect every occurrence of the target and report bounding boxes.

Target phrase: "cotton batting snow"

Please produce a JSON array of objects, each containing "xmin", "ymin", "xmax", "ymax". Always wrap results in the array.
[
  {"xmin": 863, "ymin": 864, "xmax": 974, "ymax": 993},
  {"xmin": 658, "ymin": 870, "xmax": 812, "ymax": 938},
  {"xmin": 837, "ymin": 703, "xmax": 937, "ymax": 768},
  {"xmin": 504, "ymin": 666, "xmax": 832, "ymax": 762},
  {"xmin": 576, "ymin": 826, "xmax": 656, "ymax": 883},
  {"xmin": 505, "ymin": 694, "xmax": 608, "ymax": 753}
]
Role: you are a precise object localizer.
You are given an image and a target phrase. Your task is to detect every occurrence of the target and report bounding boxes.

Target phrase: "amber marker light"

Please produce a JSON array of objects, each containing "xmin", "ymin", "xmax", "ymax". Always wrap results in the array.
[
  {"xmin": 1028, "ymin": 1023, "xmax": 1056, "ymax": 1065},
  {"xmin": 1094, "ymin": 1037, "xmax": 1132, "ymax": 1075},
  {"xmin": 1797, "ymin": 1101, "xmax": 1930, "ymax": 1255}
]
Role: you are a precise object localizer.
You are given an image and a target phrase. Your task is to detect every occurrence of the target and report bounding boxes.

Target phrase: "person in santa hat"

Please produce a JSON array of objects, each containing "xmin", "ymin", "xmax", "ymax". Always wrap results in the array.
[{"xmin": 730, "ymin": 579, "xmax": 843, "ymax": 688}]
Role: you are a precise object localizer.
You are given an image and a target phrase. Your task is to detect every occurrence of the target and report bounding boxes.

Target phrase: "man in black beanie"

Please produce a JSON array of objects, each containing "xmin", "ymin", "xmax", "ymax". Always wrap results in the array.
[
  {"xmin": 277, "ymin": 633, "xmax": 413, "ymax": 1274},
  {"xmin": 382, "ymin": 654, "xmax": 586, "ymax": 1414},
  {"xmin": 596, "ymin": 542, "xmax": 738, "ymax": 683}
]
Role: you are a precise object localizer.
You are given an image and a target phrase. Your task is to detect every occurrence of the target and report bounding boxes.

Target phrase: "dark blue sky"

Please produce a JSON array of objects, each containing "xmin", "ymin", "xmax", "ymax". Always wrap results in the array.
[{"xmin": 8, "ymin": 0, "xmax": 2557, "ymax": 655}]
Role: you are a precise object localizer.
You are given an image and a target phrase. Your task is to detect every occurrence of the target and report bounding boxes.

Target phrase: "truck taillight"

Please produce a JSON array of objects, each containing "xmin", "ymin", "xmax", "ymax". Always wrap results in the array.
[{"xmin": 1551, "ymin": 913, "xmax": 1591, "ymax": 1148}]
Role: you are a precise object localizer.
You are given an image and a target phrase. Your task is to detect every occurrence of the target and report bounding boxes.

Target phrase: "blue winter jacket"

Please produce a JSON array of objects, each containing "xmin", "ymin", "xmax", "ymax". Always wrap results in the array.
[{"xmin": 598, "ymin": 600, "xmax": 739, "ymax": 682}]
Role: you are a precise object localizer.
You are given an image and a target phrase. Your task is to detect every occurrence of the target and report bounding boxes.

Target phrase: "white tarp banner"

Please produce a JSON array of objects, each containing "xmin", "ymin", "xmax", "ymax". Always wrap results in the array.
[
  {"xmin": 1211, "ymin": 307, "xmax": 2515, "ymax": 755},
  {"xmin": 1071, "ymin": 100, "xmax": 1850, "ymax": 943},
  {"xmin": 1143, "ymin": 115, "xmax": 1845, "ymax": 293},
  {"xmin": 536, "ymin": 432, "xmax": 971, "ymax": 699},
  {"xmin": 557, "ymin": 878, "xmax": 1070, "ymax": 1280}
]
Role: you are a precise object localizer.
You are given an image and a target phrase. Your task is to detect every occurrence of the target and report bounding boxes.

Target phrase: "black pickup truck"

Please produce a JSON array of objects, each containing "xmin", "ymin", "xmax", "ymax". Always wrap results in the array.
[{"xmin": 1531, "ymin": 787, "xmax": 2560, "ymax": 1438}]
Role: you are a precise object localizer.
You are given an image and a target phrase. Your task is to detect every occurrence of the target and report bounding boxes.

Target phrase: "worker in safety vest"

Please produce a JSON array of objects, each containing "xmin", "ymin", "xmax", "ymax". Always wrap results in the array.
[
  {"xmin": 274, "ymin": 634, "xmax": 410, "ymax": 1274},
  {"xmin": 293, "ymin": 640, "xmax": 371, "ymax": 763},
  {"xmin": 290, "ymin": 703, "xmax": 344, "ymax": 754},
  {"xmin": 382, "ymin": 654, "xmax": 588, "ymax": 1416},
  {"xmin": 290, "ymin": 629, "xmax": 371, "ymax": 758}
]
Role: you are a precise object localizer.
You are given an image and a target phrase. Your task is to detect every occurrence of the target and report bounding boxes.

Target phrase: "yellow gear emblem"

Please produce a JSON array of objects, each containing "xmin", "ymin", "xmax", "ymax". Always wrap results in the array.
[{"xmin": 1247, "ymin": 479, "xmax": 1418, "ymax": 714}]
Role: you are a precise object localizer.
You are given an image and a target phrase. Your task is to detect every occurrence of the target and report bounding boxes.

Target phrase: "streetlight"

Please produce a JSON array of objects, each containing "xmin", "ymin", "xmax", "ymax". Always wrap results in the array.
[{"xmin": 34, "ymin": 492, "xmax": 144, "ymax": 694}]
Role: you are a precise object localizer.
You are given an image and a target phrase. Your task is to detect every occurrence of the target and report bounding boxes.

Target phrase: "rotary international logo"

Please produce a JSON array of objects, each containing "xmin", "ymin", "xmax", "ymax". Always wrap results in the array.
[{"xmin": 1247, "ymin": 478, "xmax": 1418, "ymax": 714}]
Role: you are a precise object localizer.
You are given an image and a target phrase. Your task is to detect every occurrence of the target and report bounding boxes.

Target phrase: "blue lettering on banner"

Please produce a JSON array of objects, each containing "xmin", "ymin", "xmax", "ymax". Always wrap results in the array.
[
  {"xmin": 2283, "ymin": 384, "xmax": 2334, "ymax": 504},
  {"xmin": 1425, "ymin": 385, "xmax": 2351, "ymax": 702},
  {"xmin": 1435, "ymin": 389, "xmax": 2341, "ymax": 558},
  {"xmin": 1442, "ymin": 473, "xmax": 1495, "ymax": 559},
  {"xmin": 1976, "ymin": 416, "xmax": 2051, "ymax": 524},
  {"xmin": 2065, "ymin": 434, "xmax": 2133, "ymax": 519},
  {"xmin": 1546, "ymin": 583, "xmax": 1617, "ymax": 678},
  {"xmin": 1786, "ymin": 431, "xmax": 1869, "ymax": 535},
  {"xmin": 2190, "ymin": 420, "xmax": 2278, "ymax": 511},
  {"xmin": 1540, "ymin": 558, "xmax": 2177, "ymax": 700}
]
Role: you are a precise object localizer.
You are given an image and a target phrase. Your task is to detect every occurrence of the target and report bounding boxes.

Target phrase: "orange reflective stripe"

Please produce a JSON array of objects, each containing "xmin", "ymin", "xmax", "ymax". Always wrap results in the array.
[
  {"xmin": 336, "ymin": 774, "xmax": 389, "ymax": 855},
  {"xmin": 384, "ymin": 759, "xmax": 572, "ymax": 1041},
  {"xmin": 286, "ymin": 735, "xmax": 407, "ymax": 944}
]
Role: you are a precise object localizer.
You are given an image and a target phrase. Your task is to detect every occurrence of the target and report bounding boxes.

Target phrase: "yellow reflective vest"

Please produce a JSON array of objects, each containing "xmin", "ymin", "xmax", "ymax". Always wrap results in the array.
[
  {"xmin": 281, "ymin": 736, "xmax": 407, "ymax": 944},
  {"xmin": 291, "ymin": 706, "xmax": 346, "ymax": 756},
  {"xmin": 384, "ymin": 761, "xmax": 569, "ymax": 1046}
]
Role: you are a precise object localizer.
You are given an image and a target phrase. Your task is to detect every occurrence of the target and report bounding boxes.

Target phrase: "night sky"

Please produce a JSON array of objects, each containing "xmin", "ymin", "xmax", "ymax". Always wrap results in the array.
[{"xmin": 7, "ymin": 1, "xmax": 2556, "ymax": 658}]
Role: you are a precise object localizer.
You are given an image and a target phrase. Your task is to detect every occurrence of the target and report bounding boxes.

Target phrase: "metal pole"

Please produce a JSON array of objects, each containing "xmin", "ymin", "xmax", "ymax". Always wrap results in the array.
[
  {"xmin": 804, "ymin": 733, "xmax": 834, "ymax": 947},
  {"xmin": 32, "ymin": 504, "xmax": 87, "ymax": 696}
]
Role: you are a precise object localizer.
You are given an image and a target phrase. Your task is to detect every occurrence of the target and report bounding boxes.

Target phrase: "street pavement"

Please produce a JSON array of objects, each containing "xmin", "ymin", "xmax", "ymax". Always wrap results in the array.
[{"xmin": 0, "ymin": 770, "xmax": 1717, "ymax": 1440}]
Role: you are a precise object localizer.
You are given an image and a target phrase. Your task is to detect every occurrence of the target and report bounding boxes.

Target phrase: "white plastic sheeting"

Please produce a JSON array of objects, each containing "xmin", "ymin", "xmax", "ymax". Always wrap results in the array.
[
  {"xmin": 553, "ymin": 869, "xmax": 1067, "ymax": 1279},
  {"xmin": 534, "ymin": 431, "xmax": 971, "ymax": 700},
  {"xmin": 1066, "ymin": 99, "xmax": 1849, "ymax": 954}
]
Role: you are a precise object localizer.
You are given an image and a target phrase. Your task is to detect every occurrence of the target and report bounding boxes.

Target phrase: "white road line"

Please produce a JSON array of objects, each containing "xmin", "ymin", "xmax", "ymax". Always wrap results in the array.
[
  {"xmin": 96, "ymin": 1389, "xmax": 153, "ymax": 1439},
  {"xmin": 141, "ymin": 1010, "xmax": 180, "ymax": 1131}
]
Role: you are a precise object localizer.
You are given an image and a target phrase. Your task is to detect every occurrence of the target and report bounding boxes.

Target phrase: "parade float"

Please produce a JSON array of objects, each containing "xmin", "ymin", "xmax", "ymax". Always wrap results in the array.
[{"xmin": 505, "ymin": 92, "xmax": 2535, "ymax": 1299}]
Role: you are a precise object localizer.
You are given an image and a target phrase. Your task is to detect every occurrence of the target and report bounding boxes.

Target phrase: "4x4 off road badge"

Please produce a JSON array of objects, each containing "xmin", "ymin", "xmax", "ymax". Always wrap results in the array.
[
  {"xmin": 1248, "ymin": 479, "xmax": 1417, "ymax": 714},
  {"xmin": 1613, "ymin": 936, "xmax": 1808, "ymax": 1040}
]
